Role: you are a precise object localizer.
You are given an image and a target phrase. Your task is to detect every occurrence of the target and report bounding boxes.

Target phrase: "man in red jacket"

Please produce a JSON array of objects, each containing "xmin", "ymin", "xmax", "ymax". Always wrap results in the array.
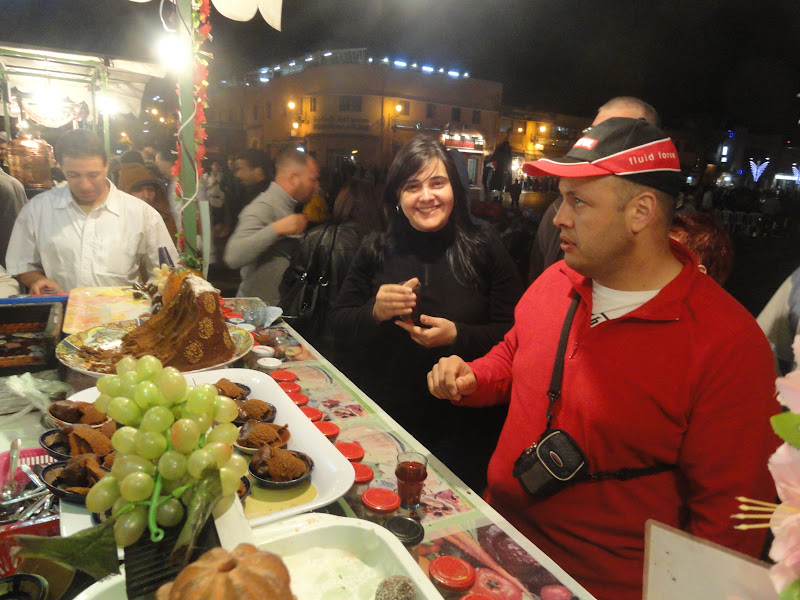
[{"xmin": 428, "ymin": 117, "xmax": 779, "ymax": 600}]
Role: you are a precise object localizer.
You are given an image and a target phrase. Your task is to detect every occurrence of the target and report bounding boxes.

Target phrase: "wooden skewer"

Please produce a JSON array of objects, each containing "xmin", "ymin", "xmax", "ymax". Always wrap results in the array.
[
  {"xmin": 731, "ymin": 513, "xmax": 773, "ymax": 520},
  {"xmin": 734, "ymin": 523, "xmax": 771, "ymax": 530},
  {"xmin": 736, "ymin": 496, "xmax": 780, "ymax": 508}
]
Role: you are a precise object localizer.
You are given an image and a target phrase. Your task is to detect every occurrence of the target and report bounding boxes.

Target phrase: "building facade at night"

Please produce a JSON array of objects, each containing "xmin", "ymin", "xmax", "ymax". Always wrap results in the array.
[{"xmin": 207, "ymin": 48, "xmax": 502, "ymax": 186}]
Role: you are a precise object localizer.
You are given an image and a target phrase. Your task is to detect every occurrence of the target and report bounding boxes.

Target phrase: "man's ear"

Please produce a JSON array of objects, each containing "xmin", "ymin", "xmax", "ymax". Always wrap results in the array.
[{"xmin": 625, "ymin": 190, "xmax": 658, "ymax": 234}]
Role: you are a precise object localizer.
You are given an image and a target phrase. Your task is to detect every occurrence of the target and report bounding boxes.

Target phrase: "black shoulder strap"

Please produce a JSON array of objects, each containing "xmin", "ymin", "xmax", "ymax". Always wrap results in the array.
[
  {"xmin": 542, "ymin": 291, "xmax": 675, "ymax": 482},
  {"xmin": 544, "ymin": 293, "xmax": 580, "ymax": 430}
]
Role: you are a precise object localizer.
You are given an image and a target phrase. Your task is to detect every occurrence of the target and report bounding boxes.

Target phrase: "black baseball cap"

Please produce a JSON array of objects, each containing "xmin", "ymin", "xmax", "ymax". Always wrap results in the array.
[{"xmin": 522, "ymin": 117, "xmax": 682, "ymax": 196}]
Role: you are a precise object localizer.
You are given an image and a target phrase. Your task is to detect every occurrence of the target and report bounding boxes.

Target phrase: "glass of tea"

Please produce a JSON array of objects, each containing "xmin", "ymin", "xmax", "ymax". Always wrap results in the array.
[{"xmin": 395, "ymin": 451, "xmax": 428, "ymax": 508}]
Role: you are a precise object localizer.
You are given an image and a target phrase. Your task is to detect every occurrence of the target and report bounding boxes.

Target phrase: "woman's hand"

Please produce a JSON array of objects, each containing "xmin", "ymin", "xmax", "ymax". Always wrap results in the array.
[
  {"xmin": 372, "ymin": 277, "xmax": 418, "ymax": 322},
  {"xmin": 395, "ymin": 315, "xmax": 457, "ymax": 348}
]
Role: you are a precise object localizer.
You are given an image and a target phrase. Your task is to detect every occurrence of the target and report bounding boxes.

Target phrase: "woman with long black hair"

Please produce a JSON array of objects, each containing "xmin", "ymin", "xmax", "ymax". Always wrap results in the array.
[{"xmin": 330, "ymin": 134, "xmax": 522, "ymax": 492}]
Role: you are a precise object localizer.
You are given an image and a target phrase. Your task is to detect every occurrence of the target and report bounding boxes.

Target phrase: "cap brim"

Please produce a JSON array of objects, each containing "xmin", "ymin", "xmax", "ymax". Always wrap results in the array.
[{"xmin": 522, "ymin": 158, "xmax": 611, "ymax": 178}]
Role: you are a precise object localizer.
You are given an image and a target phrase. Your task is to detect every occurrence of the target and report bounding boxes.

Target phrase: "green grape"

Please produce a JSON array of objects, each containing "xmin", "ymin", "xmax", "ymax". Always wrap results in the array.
[
  {"xmin": 140, "ymin": 406, "xmax": 174, "ymax": 433},
  {"xmin": 158, "ymin": 368, "xmax": 187, "ymax": 403},
  {"xmin": 205, "ymin": 423, "xmax": 238, "ymax": 446},
  {"xmin": 203, "ymin": 441, "xmax": 233, "ymax": 468},
  {"xmin": 111, "ymin": 496, "xmax": 129, "ymax": 516},
  {"xmin": 218, "ymin": 467, "xmax": 241, "ymax": 497},
  {"xmin": 112, "ymin": 453, "xmax": 156, "ymax": 480},
  {"xmin": 224, "ymin": 454, "xmax": 248, "ymax": 479},
  {"xmin": 133, "ymin": 381, "xmax": 162, "ymax": 411},
  {"xmin": 155, "ymin": 497, "xmax": 184, "ymax": 527},
  {"xmin": 192, "ymin": 412, "xmax": 212, "ymax": 432},
  {"xmin": 114, "ymin": 505, "xmax": 147, "ymax": 547},
  {"xmin": 85, "ymin": 475, "xmax": 120, "ymax": 513},
  {"xmin": 120, "ymin": 471, "xmax": 155, "ymax": 502},
  {"xmin": 111, "ymin": 426, "xmax": 139, "ymax": 454},
  {"xmin": 135, "ymin": 355, "xmax": 163, "ymax": 381},
  {"xmin": 97, "ymin": 374, "xmax": 123, "ymax": 398},
  {"xmin": 115, "ymin": 356, "xmax": 137, "ymax": 376},
  {"xmin": 170, "ymin": 419, "xmax": 201, "ymax": 453},
  {"xmin": 171, "ymin": 406, "xmax": 183, "ymax": 420},
  {"xmin": 187, "ymin": 448, "xmax": 215, "ymax": 479},
  {"xmin": 94, "ymin": 393, "xmax": 113, "ymax": 414},
  {"xmin": 212, "ymin": 396, "xmax": 239, "ymax": 423},
  {"xmin": 185, "ymin": 386, "xmax": 216, "ymax": 416},
  {"xmin": 158, "ymin": 451, "xmax": 188, "ymax": 480},
  {"xmin": 118, "ymin": 371, "xmax": 140, "ymax": 399},
  {"xmin": 134, "ymin": 430, "xmax": 167, "ymax": 460},
  {"xmin": 106, "ymin": 396, "xmax": 142, "ymax": 426}
]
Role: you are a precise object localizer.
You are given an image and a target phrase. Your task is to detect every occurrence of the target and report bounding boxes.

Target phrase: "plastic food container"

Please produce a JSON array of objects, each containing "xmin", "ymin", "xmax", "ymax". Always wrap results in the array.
[
  {"xmin": 278, "ymin": 381, "xmax": 301, "ymax": 394},
  {"xmin": 227, "ymin": 316, "xmax": 245, "ymax": 324},
  {"xmin": 360, "ymin": 487, "xmax": 400, "ymax": 525},
  {"xmin": 247, "ymin": 344, "xmax": 275, "ymax": 369},
  {"xmin": 256, "ymin": 357, "xmax": 283, "ymax": 373},
  {"xmin": 286, "ymin": 392, "xmax": 309, "ymax": 407},
  {"xmin": 238, "ymin": 323, "xmax": 256, "ymax": 333},
  {"xmin": 270, "ymin": 369, "xmax": 297, "ymax": 382},
  {"xmin": 314, "ymin": 421, "xmax": 340, "ymax": 443},
  {"xmin": 429, "ymin": 556, "xmax": 476, "ymax": 598},
  {"xmin": 299, "ymin": 406, "xmax": 323, "ymax": 422},
  {"xmin": 384, "ymin": 515, "xmax": 425, "ymax": 562},
  {"xmin": 345, "ymin": 462, "xmax": 374, "ymax": 506},
  {"xmin": 335, "ymin": 441, "xmax": 364, "ymax": 462}
]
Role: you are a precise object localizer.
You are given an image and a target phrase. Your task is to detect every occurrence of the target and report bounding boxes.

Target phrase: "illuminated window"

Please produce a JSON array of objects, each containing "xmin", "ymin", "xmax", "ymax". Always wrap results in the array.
[
  {"xmin": 396, "ymin": 100, "xmax": 410, "ymax": 116},
  {"xmin": 721, "ymin": 145, "xmax": 728, "ymax": 156},
  {"xmin": 309, "ymin": 97, "xmax": 317, "ymax": 113},
  {"xmin": 472, "ymin": 110, "xmax": 481, "ymax": 124},
  {"xmin": 340, "ymin": 96, "xmax": 362, "ymax": 112}
]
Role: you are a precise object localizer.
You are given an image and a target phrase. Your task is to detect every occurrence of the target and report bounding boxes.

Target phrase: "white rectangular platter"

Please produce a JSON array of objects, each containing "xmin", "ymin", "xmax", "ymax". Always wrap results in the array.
[{"xmin": 67, "ymin": 367, "xmax": 355, "ymax": 530}]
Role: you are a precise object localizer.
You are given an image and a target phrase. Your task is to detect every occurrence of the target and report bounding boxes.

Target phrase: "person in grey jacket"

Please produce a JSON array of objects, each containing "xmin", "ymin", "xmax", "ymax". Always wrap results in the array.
[{"xmin": 224, "ymin": 150, "xmax": 319, "ymax": 304}]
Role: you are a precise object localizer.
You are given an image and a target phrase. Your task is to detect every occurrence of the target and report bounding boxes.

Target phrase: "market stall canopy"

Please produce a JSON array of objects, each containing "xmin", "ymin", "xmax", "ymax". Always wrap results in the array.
[
  {"xmin": 0, "ymin": 44, "xmax": 166, "ymax": 127},
  {"xmin": 128, "ymin": 0, "xmax": 282, "ymax": 30}
]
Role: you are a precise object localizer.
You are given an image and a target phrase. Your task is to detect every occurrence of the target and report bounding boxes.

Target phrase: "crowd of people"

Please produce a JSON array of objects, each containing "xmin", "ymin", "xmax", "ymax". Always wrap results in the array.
[{"xmin": 0, "ymin": 95, "xmax": 797, "ymax": 600}]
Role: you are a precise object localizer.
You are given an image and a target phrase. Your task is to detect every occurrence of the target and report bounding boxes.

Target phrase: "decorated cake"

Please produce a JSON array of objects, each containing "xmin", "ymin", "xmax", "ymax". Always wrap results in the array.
[{"xmin": 117, "ymin": 275, "xmax": 234, "ymax": 371}]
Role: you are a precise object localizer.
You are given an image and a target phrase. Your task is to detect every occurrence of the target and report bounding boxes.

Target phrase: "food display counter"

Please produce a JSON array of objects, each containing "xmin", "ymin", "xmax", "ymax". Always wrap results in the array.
[{"xmin": 0, "ymin": 295, "xmax": 595, "ymax": 600}]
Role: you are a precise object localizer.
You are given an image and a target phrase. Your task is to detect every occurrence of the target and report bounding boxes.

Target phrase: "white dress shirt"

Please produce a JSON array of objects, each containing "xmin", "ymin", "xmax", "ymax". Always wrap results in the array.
[{"xmin": 5, "ymin": 180, "xmax": 178, "ymax": 292}]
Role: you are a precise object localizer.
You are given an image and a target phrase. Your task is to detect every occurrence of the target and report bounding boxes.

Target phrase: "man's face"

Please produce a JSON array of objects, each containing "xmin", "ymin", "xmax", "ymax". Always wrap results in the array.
[
  {"xmin": 553, "ymin": 176, "xmax": 634, "ymax": 285},
  {"xmin": 132, "ymin": 184, "xmax": 157, "ymax": 204},
  {"xmin": 155, "ymin": 153, "xmax": 174, "ymax": 178},
  {"xmin": 291, "ymin": 159, "xmax": 320, "ymax": 204},
  {"xmin": 62, "ymin": 156, "xmax": 110, "ymax": 208},
  {"xmin": 234, "ymin": 159, "xmax": 264, "ymax": 186},
  {"xmin": 0, "ymin": 141, "xmax": 6, "ymax": 162}
]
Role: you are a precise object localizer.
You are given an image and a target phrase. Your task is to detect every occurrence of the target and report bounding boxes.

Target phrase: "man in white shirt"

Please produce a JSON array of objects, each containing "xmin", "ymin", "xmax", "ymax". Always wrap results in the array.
[{"xmin": 5, "ymin": 129, "xmax": 177, "ymax": 294}]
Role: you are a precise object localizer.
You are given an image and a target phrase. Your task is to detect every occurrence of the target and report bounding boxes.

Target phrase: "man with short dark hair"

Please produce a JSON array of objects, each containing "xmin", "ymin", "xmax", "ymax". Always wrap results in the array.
[
  {"xmin": 224, "ymin": 150, "xmax": 319, "ymax": 303},
  {"xmin": 229, "ymin": 148, "xmax": 271, "ymax": 224},
  {"xmin": 528, "ymin": 97, "xmax": 660, "ymax": 283},
  {"xmin": 6, "ymin": 129, "xmax": 176, "ymax": 294},
  {"xmin": 0, "ymin": 155, "xmax": 26, "ymax": 269},
  {"xmin": 428, "ymin": 118, "xmax": 778, "ymax": 600}
]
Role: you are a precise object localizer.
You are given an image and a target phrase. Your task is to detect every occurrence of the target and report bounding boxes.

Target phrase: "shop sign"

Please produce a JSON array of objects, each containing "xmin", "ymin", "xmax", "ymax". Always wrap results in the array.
[
  {"xmin": 444, "ymin": 139, "xmax": 476, "ymax": 149},
  {"xmin": 312, "ymin": 115, "xmax": 372, "ymax": 132}
]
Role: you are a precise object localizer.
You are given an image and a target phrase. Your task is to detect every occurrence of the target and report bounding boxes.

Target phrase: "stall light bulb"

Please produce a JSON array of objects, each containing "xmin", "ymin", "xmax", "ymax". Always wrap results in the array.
[{"xmin": 158, "ymin": 34, "xmax": 191, "ymax": 72}]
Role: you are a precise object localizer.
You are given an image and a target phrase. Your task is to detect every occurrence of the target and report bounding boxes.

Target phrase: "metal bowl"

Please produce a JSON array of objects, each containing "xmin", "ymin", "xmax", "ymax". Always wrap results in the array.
[{"xmin": 248, "ymin": 451, "xmax": 313, "ymax": 490}]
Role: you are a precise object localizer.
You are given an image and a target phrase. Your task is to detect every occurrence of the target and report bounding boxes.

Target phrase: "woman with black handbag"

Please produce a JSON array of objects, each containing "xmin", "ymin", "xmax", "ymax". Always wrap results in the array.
[
  {"xmin": 329, "ymin": 134, "xmax": 523, "ymax": 492},
  {"xmin": 279, "ymin": 179, "xmax": 380, "ymax": 357}
]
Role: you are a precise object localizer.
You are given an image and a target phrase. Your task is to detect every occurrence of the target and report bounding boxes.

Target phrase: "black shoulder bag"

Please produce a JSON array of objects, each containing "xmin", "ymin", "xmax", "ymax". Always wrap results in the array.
[
  {"xmin": 280, "ymin": 224, "xmax": 338, "ymax": 336},
  {"xmin": 512, "ymin": 294, "xmax": 675, "ymax": 500}
]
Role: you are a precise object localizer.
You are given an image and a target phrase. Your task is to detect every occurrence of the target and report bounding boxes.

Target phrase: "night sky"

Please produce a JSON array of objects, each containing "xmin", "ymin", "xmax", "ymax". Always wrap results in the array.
[{"xmin": 3, "ymin": 0, "xmax": 799, "ymax": 134}]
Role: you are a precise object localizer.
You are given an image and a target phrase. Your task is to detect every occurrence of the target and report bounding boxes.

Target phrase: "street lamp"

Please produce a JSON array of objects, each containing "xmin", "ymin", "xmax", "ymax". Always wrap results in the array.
[
  {"xmin": 395, "ymin": 104, "xmax": 403, "ymax": 113},
  {"xmin": 539, "ymin": 125, "xmax": 547, "ymax": 133},
  {"xmin": 287, "ymin": 101, "xmax": 296, "ymax": 110}
]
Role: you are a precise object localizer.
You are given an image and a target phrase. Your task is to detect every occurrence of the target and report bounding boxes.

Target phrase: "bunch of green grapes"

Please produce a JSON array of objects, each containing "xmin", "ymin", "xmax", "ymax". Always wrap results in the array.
[{"xmin": 84, "ymin": 355, "xmax": 248, "ymax": 548}]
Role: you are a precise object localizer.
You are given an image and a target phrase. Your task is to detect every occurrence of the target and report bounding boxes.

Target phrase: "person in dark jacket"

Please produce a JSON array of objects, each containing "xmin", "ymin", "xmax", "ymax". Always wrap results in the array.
[
  {"xmin": 329, "ymin": 134, "xmax": 523, "ymax": 492},
  {"xmin": 279, "ymin": 179, "xmax": 381, "ymax": 357}
]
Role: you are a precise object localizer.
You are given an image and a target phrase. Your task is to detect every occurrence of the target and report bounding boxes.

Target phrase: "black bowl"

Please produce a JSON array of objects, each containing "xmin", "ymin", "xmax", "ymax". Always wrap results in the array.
[
  {"xmin": 0, "ymin": 573, "xmax": 48, "ymax": 600},
  {"xmin": 40, "ymin": 460, "xmax": 109, "ymax": 506},
  {"xmin": 248, "ymin": 451, "xmax": 314, "ymax": 489},
  {"xmin": 237, "ymin": 476, "xmax": 252, "ymax": 502},
  {"xmin": 39, "ymin": 428, "xmax": 72, "ymax": 461},
  {"xmin": 233, "ymin": 400, "xmax": 277, "ymax": 426}
]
